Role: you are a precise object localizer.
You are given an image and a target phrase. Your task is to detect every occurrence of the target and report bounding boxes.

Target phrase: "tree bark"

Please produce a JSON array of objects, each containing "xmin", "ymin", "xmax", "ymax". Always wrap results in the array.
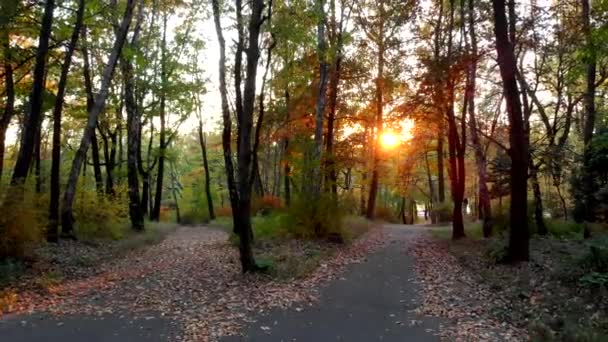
[
  {"xmin": 0, "ymin": 26, "xmax": 15, "ymax": 181},
  {"xmin": 11, "ymin": 0, "xmax": 55, "ymax": 186},
  {"xmin": 283, "ymin": 89, "xmax": 291, "ymax": 207},
  {"xmin": 198, "ymin": 120, "xmax": 215, "ymax": 220},
  {"xmin": 581, "ymin": 0, "xmax": 596, "ymax": 238},
  {"xmin": 529, "ymin": 161, "xmax": 547, "ymax": 235},
  {"xmin": 312, "ymin": 0, "xmax": 329, "ymax": 197},
  {"xmin": 151, "ymin": 13, "xmax": 168, "ymax": 221},
  {"xmin": 366, "ymin": 8, "xmax": 385, "ymax": 219},
  {"xmin": 81, "ymin": 29, "xmax": 104, "ymax": 193},
  {"xmin": 48, "ymin": 0, "xmax": 85, "ymax": 241},
  {"xmin": 61, "ymin": 0, "xmax": 136, "ymax": 237},
  {"xmin": 466, "ymin": 0, "xmax": 491, "ymax": 237},
  {"xmin": 492, "ymin": 0, "xmax": 530, "ymax": 261},
  {"xmin": 212, "ymin": 0, "xmax": 257, "ymax": 272}
]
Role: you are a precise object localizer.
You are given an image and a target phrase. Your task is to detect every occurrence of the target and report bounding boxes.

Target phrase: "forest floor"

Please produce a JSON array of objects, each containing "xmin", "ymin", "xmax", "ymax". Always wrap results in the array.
[
  {"xmin": 422, "ymin": 225, "xmax": 608, "ymax": 341},
  {"xmin": 1, "ymin": 222, "xmax": 570, "ymax": 341}
]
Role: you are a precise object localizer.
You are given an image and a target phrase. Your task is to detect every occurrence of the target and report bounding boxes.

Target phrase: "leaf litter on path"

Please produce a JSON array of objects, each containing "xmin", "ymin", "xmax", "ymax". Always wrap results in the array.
[{"xmin": 1, "ymin": 225, "xmax": 387, "ymax": 341}]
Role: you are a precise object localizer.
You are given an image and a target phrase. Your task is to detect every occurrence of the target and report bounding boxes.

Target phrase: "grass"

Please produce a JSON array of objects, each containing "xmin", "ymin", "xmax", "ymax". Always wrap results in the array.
[
  {"xmin": 115, "ymin": 221, "xmax": 179, "ymax": 252},
  {"xmin": 211, "ymin": 212, "xmax": 372, "ymax": 279},
  {"xmin": 430, "ymin": 221, "xmax": 485, "ymax": 240}
]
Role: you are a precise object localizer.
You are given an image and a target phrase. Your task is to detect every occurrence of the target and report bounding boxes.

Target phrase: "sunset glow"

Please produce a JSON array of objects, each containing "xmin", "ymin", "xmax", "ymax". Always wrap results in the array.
[{"xmin": 380, "ymin": 131, "xmax": 400, "ymax": 148}]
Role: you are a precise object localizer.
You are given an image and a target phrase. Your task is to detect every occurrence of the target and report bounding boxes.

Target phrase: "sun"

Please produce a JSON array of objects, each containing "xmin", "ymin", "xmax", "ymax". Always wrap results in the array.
[{"xmin": 380, "ymin": 131, "xmax": 400, "ymax": 149}]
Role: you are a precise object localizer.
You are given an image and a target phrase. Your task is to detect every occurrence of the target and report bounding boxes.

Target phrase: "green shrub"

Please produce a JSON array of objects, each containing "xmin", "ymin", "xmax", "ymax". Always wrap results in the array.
[
  {"xmin": 580, "ymin": 243, "xmax": 608, "ymax": 273},
  {"xmin": 252, "ymin": 213, "xmax": 287, "ymax": 240},
  {"xmin": 282, "ymin": 194, "xmax": 345, "ymax": 239},
  {"xmin": 0, "ymin": 187, "xmax": 46, "ymax": 260},
  {"xmin": 179, "ymin": 208, "xmax": 210, "ymax": 225},
  {"xmin": 579, "ymin": 272, "xmax": 608, "ymax": 288},
  {"xmin": 484, "ymin": 238, "xmax": 509, "ymax": 263},
  {"xmin": 431, "ymin": 201, "xmax": 452, "ymax": 223},
  {"xmin": 547, "ymin": 220, "xmax": 584, "ymax": 239},
  {"xmin": 0, "ymin": 259, "xmax": 26, "ymax": 287},
  {"xmin": 73, "ymin": 186, "xmax": 129, "ymax": 240}
]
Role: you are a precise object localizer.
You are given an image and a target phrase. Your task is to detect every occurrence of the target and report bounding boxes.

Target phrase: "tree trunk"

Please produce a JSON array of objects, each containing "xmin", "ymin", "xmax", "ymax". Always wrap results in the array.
[
  {"xmin": 212, "ymin": 0, "xmax": 257, "ymax": 272},
  {"xmin": 81, "ymin": 29, "xmax": 104, "ymax": 193},
  {"xmin": 581, "ymin": 0, "xmax": 596, "ymax": 238},
  {"xmin": 61, "ymin": 0, "xmax": 136, "ymax": 237},
  {"xmin": 529, "ymin": 161, "xmax": 547, "ymax": 235},
  {"xmin": 312, "ymin": 0, "xmax": 329, "ymax": 197},
  {"xmin": 122, "ymin": 58, "xmax": 144, "ymax": 231},
  {"xmin": 198, "ymin": 120, "xmax": 215, "ymax": 220},
  {"xmin": 11, "ymin": 0, "xmax": 55, "ymax": 186},
  {"xmin": 283, "ymin": 90, "xmax": 291, "ymax": 207},
  {"xmin": 492, "ymin": 0, "xmax": 530, "ymax": 261},
  {"xmin": 466, "ymin": 0, "xmax": 492, "ymax": 237},
  {"xmin": 325, "ymin": 49, "xmax": 342, "ymax": 197},
  {"xmin": 151, "ymin": 13, "xmax": 168, "ymax": 222},
  {"xmin": 366, "ymin": 30, "xmax": 385, "ymax": 220},
  {"xmin": 48, "ymin": 0, "xmax": 85, "ymax": 241},
  {"xmin": 0, "ymin": 27, "xmax": 15, "ymax": 181}
]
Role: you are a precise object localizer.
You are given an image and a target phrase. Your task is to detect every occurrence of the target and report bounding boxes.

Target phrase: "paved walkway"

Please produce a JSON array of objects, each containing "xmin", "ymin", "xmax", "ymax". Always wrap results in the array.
[
  {"xmin": 0, "ymin": 225, "xmax": 441, "ymax": 341},
  {"xmin": 223, "ymin": 225, "xmax": 441, "ymax": 342}
]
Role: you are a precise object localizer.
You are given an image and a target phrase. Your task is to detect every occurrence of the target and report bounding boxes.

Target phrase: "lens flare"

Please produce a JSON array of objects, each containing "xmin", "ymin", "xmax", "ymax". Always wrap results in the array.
[{"xmin": 380, "ymin": 131, "xmax": 399, "ymax": 148}]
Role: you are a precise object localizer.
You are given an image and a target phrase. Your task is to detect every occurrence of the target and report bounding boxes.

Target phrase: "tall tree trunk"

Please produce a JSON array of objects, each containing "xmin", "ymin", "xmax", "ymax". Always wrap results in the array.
[
  {"xmin": 581, "ymin": 0, "xmax": 596, "ymax": 238},
  {"xmin": 81, "ymin": 29, "xmax": 104, "ymax": 193},
  {"xmin": 61, "ymin": 0, "xmax": 136, "ymax": 237},
  {"xmin": 11, "ymin": 0, "xmax": 55, "ymax": 186},
  {"xmin": 34, "ymin": 123, "xmax": 42, "ymax": 193},
  {"xmin": 151, "ymin": 13, "xmax": 168, "ymax": 222},
  {"xmin": 212, "ymin": 0, "xmax": 257, "ymax": 272},
  {"xmin": 312, "ymin": 0, "xmax": 329, "ymax": 197},
  {"xmin": 198, "ymin": 120, "xmax": 215, "ymax": 220},
  {"xmin": 492, "ymin": 0, "xmax": 530, "ymax": 261},
  {"xmin": 0, "ymin": 26, "xmax": 15, "ymax": 181},
  {"xmin": 325, "ymin": 46, "xmax": 342, "ymax": 197},
  {"xmin": 437, "ymin": 131, "xmax": 446, "ymax": 203},
  {"xmin": 445, "ymin": 0, "xmax": 466, "ymax": 239},
  {"xmin": 282, "ymin": 89, "xmax": 291, "ymax": 207},
  {"xmin": 466, "ymin": 0, "xmax": 492, "ymax": 237},
  {"xmin": 121, "ymin": 0, "xmax": 145, "ymax": 231},
  {"xmin": 366, "ymin": 23, "xmax": 385, "ymax": 220},
  {"xmin": 529, "ymin": 161, "xmax": 547, "ymax": 235},
  {"xmin": 48, "ymin": 0, "xmax": 85, "ymax": 241}
]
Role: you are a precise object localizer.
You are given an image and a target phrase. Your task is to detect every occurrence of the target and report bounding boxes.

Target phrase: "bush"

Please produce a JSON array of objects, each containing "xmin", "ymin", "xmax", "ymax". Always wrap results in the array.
[
  {"xmin": 73, "ymin": 186, "xmax": 129, "ymax": 240},
  {"xmin": 375, "ymin": 206, "xmax": 399, "ymax": 223},
  {"xmin": 580, "ymin": 243, "xmax": 608, "ymax": 273},
  {"xmin": 216, "ymin": 206, "xmax": 232, "ymax": 217},
  {"xmin": 179, "ymin": 208, "xmax": 210, "ymax": 225},
  {"xmin": 252, "ymin": 213, "xmax": 286, "ymax": 240},
  {"xmin": 0, "ymin": 188, "xmax": 46, "ymax": 260},
  {"xmin": 282, "ymin": 194, "xmax": 345, "ymax": 239},
  {"xmin": 483, "ymin": 238, "xmax": 509, "ymax": 263},
  {"xmin": 547, "ymin": 220, "xmax": 584, "ymax": 239},
  {"xmin": 431, "ymin": 201, "xmax": 452, "ymax": 223},
  {"xmin": 252, "ymin": 195, "xmax": 283, "ymax": 216}
]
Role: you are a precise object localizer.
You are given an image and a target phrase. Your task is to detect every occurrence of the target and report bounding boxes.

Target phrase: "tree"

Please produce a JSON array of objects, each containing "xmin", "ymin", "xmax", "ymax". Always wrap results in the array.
[
  {"xmin": 212, "ymin": 0, "xmax": 263, "ymax": 272},
  {"xmin": 48, "ymin": 0, "xmax": 86, "ymax": 242},
  {"xmin": 10, "ymin": 0, "xmax": 55, "ymax": 186},
  {"xmin": 121, "ymin": 0, "xmax": 146, "ymax": 231},
  {"xmin": 61, "ymin": 0, "xmax": 137, "ymax": 237},
  {"xmin": 491, "ymin": 0, "xmax": 529, "ymax": 261}
]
